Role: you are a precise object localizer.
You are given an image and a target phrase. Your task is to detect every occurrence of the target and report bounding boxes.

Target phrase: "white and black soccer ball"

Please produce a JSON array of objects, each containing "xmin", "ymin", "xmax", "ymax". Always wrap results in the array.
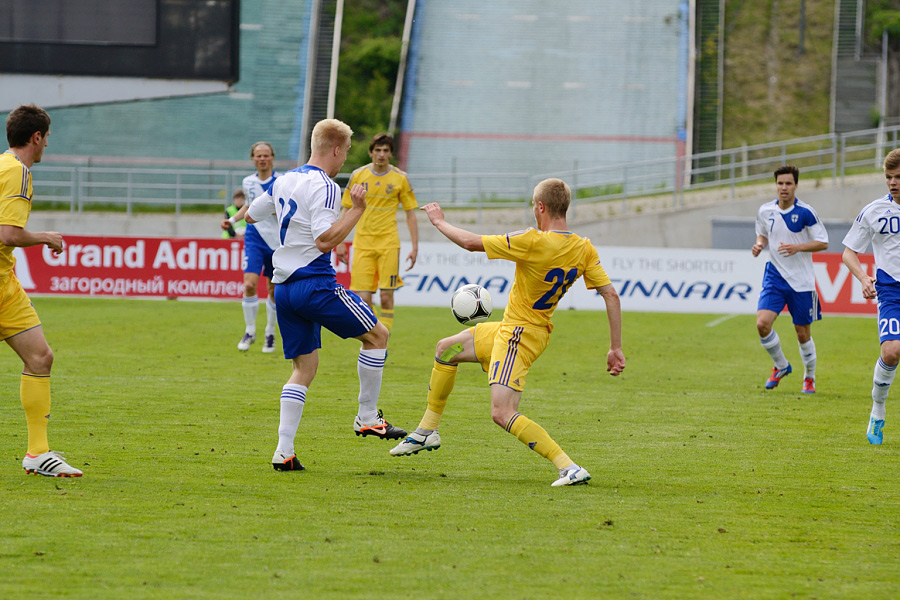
[{"xmin": 450, "ymin": 284, "xmax": 493, "ymax": 325}]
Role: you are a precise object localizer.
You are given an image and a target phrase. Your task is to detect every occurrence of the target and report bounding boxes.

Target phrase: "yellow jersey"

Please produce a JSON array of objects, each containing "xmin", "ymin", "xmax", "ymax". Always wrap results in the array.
[
  {"xmin": 341, "ymin": 164, "xmax": 417, "ymax": 250},
  {"xmin": 0, "ymin": 151, "xmax": 33, "ymax": 277},
  {"xmin": 482, "ymin": 228, "xmax": 611, "ymax": 330}
]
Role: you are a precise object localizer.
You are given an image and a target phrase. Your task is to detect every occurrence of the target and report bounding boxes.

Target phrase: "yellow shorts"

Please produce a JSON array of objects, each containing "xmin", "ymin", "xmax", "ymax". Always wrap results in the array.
[
  {"xmin": 0, "ymin": 274, "xmax": 40, "ymax": 340},
  {"xmin": 350, "ymin": 247, "xmax": 403, "ymax": 292},
  {"xmin": 473, "ymin": 321, "xmax": 549, "ymax": 392}
]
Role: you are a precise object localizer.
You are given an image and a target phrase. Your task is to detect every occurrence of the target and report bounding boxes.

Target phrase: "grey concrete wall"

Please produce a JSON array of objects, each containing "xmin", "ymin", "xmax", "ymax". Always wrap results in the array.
[
  {"xmin": 574, "ymin": 175, "xmax": 888, "ymax": 249},
  {"xmin": 25, "ymin": 174, "xmax": 892, "ymax": 249},
  {"xmin": 711, "ymin": 218, "xmax": 851, "ymax": 252}
]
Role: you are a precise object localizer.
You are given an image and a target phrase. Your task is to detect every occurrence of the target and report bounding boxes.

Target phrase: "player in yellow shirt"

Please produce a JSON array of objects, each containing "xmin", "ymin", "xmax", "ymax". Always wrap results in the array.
[
  {"xmin": 336, "ymin": 133, "xmax": 418, "ymax": 332},
  {"xmin": 1, "ymin": 104, "xmax": 81, "ymax": 477},
  {"xmin": 391, "ymin": 178, "xmax": 625, "ymax": 487}
]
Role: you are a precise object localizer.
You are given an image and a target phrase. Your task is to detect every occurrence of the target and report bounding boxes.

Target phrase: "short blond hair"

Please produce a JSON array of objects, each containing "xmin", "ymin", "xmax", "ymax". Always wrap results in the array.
[
  {"xmin": 534, "ymin": 178, "xmax": 570, "ymax": 217},
  {"xmin": 885, "ymin": 148, "xmax": 900, "ymax": 171},
  {"xmin": 311, "ymin": 119, "xmax": 352, "ymax": 155}
]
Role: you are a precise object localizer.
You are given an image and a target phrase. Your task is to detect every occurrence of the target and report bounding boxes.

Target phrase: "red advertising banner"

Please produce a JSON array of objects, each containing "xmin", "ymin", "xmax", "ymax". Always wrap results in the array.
[
  {"xmin": 812, "ymin": 251, "xmax": 876, "ymax": 315},
  {"xmin": 13, "ymin": 235, "xmax": 352, "ymax": 300},
  {"xmin": 8, "ymin": 235, "xmax": 877, "ymax": 316}
]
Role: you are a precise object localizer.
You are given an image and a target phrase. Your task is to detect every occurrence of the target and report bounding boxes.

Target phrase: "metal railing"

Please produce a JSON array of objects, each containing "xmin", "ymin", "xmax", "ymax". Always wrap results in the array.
[
  {"xmin": 33, "ymin": 166, "xmax": 247, "ymax": 216},
  {"xmin": 31, "ymin": 124, "xmax": 900, "ymax": 217}
]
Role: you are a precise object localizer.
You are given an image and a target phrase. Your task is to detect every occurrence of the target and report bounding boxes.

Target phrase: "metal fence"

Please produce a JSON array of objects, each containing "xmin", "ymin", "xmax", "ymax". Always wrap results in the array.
[
  {"xmin": 33, "ymin": 166, "xmax": 248, "ymax": 216},
  {"xmin": 32, "ymin": 124, "xmax": 900, "ymax": 217}
]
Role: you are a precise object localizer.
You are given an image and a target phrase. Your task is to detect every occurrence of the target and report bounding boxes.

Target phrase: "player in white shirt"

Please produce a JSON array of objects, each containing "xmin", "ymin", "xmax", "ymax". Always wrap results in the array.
[
  {"xmin": 223, "ymin": 142, "xmax": 282, "ymax": 353},
  {"xmin": 246, "ymin": 119, "xmax": 407, "ymax": 472},
  {"xmin": 751, "ymin": 165, "xmax": 829, "ymax": 392},
  {"xmin": 841, "ymin": 148, "xmax": 900, "ymax": 444}
]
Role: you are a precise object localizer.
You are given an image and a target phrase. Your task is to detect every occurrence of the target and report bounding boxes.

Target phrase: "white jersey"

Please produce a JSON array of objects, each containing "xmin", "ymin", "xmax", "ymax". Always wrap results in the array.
[
  {"xmin": 755, "ymin": 198, "xmax": 828, "ymax": 291},
  {"xmin": 246, "ymin": 165, "xmax": 340, "ymax": 284},
  {"xmin": 242, "ymin": 172, "xmax": 282, "ymax": 249},
  {"xmin": 842, "ymin": 193, "xmax": 900, "ymax": 284}
]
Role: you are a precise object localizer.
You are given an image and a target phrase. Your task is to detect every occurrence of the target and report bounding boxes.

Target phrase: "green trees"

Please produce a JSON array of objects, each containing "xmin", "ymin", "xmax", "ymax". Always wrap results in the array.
[
  {"xmin": 335, "ymin": 0, "xmax": 406, "ymax": 170},
  {"xmin": 866, "ymin": 1, "xmax": 900, "ymax": 47}
]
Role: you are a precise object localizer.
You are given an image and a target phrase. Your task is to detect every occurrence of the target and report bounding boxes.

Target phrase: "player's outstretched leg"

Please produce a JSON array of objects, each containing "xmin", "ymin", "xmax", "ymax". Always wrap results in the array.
[
  {"xmin": 504, "ymin": 412, "xmax": 588, "ymax": 487},
  {"xmin": 391, "ymin": 357, "xmax": 458, "ymax": 456}
]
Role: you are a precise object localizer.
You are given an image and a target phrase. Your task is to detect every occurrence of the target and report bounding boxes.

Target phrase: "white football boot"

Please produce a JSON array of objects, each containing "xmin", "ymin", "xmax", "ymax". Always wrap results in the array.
[
  {"xmin": 390, "ymin": 431, "xmax": 442, "ymax": 456},
  {"xmin": 23, "ymin": 451, "xmax": 83, "ymax": 477},
  {"xmin": 551, "ymin": 465, "xmax": 590, "ymax": 487}
]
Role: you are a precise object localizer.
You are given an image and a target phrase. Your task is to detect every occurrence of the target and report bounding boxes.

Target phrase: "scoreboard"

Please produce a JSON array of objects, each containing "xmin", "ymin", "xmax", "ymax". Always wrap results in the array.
[{"xmin": 0, "ymin": 0, "xmax": 239, "ymax": 82}]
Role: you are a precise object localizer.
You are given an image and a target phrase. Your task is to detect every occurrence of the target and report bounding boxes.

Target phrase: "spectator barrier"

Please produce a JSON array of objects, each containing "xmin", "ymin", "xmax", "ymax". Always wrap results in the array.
[{"xmin": 14, "ymin": 237, "xmax": 876, "ymax": 316}]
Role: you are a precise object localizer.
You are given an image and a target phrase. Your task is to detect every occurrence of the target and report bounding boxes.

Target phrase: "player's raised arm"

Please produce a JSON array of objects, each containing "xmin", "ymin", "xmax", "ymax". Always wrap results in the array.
[
  {"xmin": 420, "ymin": 202, "xmax": 484, "ymax": 252},
  {"xmin": 315, "ymin": 183, "xmax": 366, "ymax": 253},
  {"xmin": 596, "ymin": 283, "xmax": 625, "ymax": 375}
]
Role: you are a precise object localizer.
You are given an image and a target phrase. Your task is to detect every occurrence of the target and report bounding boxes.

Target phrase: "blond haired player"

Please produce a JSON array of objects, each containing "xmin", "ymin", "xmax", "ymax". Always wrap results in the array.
[
  {"xmin": 335, "ymin": 133, "xmax": 417, "ymax": 332},
  {"xmin": 1, "ymin": 104, "xmax": 81, "ymax": 476},
  {"xmin": 246, "ymin": 119, "xmax": 407, "ymax": 471},
  {"xmin": 391, "ymin": 178, "xmax": 625, "ymax": 487}
]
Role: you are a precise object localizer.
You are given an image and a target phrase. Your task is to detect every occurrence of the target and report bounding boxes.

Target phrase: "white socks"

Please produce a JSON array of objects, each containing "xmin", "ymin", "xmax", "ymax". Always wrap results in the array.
[
  {"xmin": 760, "ymin": 331, "xmax": 789, "ymax": 369},
  {"xmin": 243, "ymin": 296, "xmax": 277, "ymax": 337},
  {"xmin": 242, "ymin": 296, "xmax": 258, "ymax": 334},
  {"xmin": 799, "ymin": 339, "xmax": 816, "ymax": 379},
  {"xmin": 266, "ymin": 299, "xmax": 277, "ymax": 336},
  {"xmin": 872, "ymin": 358, "xmax": 895, "ymax": 420},
  {"xmin": 357, "ymin": 348, "xmax": 387, "ymax": 423},
  {"xmin": 277, "ymin": 384, "xmax": 307, "ymax": 455}
]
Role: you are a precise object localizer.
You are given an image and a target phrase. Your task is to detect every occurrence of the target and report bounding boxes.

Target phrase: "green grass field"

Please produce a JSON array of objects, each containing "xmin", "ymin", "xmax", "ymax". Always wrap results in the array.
[{"xmin": 1, "ymin": 298, "xmax": 899, "ymax": 599}]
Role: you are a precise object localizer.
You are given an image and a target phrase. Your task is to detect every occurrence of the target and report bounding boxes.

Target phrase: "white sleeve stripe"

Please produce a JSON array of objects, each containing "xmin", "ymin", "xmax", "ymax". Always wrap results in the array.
[
  {"xmin": 318, "ymin": 172, "xmax": 337, "ymax": 210},
  {"xmin": 326, "ymin": 177, "xmax": 335, "ymax": 209},
  {"xmin": 857, "ymin": 196, "xmax": 892, "ymax": 222}
]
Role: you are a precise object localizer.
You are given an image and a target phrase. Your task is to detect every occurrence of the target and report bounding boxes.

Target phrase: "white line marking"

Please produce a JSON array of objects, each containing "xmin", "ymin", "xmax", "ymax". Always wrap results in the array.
[{"xmin": 705, "ymin": 314, "xmax": 740, "ymax": 327}]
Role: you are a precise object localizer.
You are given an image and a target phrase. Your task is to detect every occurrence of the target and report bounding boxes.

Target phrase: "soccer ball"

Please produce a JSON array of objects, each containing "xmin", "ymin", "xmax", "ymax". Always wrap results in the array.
[{"xmin": 450, "ymin": 284, "xmax": 492, "ymax": 325}]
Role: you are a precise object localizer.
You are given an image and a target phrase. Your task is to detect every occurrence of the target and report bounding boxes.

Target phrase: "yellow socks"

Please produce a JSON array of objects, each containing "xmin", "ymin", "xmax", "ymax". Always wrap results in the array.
[
  {"xmin": 21, "ymin": 373, "xmax": 51, "ymax": 455},
  {"xmin": 380, "ymin": 310, "xmax": 394, "ymax": 332},
  {"xmin": 418, "ymin": 361, "xmax": 457, "ymax": 430},
  {"xmin": 506, "ymin": 412, "xmax": 572, "ymax": 470}
]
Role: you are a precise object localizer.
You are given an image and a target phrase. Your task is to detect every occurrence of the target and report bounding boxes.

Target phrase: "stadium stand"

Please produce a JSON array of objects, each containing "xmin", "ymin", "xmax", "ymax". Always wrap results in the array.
[{"xmin": 398, "ymin": 1, "xmax": 689, "ymax": 192}]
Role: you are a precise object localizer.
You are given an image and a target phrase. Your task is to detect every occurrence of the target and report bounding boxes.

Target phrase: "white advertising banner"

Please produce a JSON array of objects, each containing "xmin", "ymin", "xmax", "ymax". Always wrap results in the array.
[{"xmin": 393, "ymin": 242, "xmax": 767, "ymax": 314}]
